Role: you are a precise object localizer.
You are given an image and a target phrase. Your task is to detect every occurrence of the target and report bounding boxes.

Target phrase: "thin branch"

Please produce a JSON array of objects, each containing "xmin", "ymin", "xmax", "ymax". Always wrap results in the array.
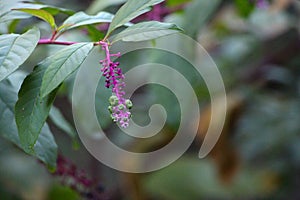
[
  {"xmin": 38, "ymin": 39, "xmax": 102, "ymax": 46},
  {"xmin": 38, "ymin": 39, "xmax": 77, "ymax": 45}
]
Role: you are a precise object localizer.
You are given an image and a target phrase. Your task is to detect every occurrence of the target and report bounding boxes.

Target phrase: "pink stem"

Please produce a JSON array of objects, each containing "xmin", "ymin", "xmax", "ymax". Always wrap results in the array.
[
  {"xmin": 99, "ymin": 41, "xmax": 111, "ymax": 62},
  {"xmin": 38, "ymin": 39, "xmax": 78, "ymax": 45}
]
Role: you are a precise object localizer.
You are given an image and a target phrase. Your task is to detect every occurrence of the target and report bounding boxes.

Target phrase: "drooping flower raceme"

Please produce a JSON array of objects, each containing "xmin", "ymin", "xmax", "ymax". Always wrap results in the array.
[{"xmin": 99, "ymin": 41, "xmax": 132, "ymax": 128}]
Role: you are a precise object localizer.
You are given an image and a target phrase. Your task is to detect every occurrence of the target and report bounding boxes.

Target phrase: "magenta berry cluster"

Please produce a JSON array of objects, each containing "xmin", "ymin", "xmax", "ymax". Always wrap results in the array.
[
  {"xmin": 99, "ymin": 41, "xmax": 132, "ymax": 128},
  {"xmin": 54, "ymin": 155, "xmax": 93, "ymax": 191},
  {"xmin": 54, "ymin": 155, "xmax": 108, "ymax": 199}
]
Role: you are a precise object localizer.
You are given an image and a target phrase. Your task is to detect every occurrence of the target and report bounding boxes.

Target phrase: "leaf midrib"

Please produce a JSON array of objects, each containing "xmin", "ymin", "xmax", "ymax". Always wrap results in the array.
[
  {"xmin": 0, "ymin": 35, "xmax": 18, "ymax": 69},
  {"xmin": 42, "ymin": 43, "xmax": 89, "ymax": 95}
]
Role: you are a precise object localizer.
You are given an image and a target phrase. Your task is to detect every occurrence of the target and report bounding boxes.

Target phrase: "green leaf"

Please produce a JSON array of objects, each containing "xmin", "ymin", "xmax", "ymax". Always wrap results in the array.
[
  {"xmin": 0, "ymin": 76, "xmax": 57, "ymax": 168},
  {"xmin": 40, "ymin": 43, "xmax": 93, "ymax": 98},
  {"xmin": 86, "ymin": 0, "xmax": 127, "ymax": 15},
  {"xmin": 234, "ymin": 0, "xmax": 255, "ymax": 18},
  {"xmin": 0, "ymin": 0, "xmax": 30, "ymax": 23},
  {"xmin": 0, "ymin": 11, "xmax": 30, "ymax": 23},
  {"xmin": 111, "ymin": 21, "xmax": 182, "ymax": 43},
  {"xmin": 166, "ymin": 0, "xmax": 192, "ymax": 7},
  {"xmin": 106, "ymin": 0, "xmax": 164, "ymax": 37},
  {"xmin": 86, "ymin": 25, "xmax": 105, "ymax": 42},
  {"xmin": 41, "ymin": 6, "xmax": 75, "ymax": 16},
  {"xmin": 0, "ymin": 27, "xmax": 40, "ymax": 82},
  {"xmin": 14, "ymin": 8, "xmax": 56, "ymax": 29},
  {"xmin": 8, "ymin": 19, "xmax": 20, "ymax": 33},
  {"xmin": 0, "ymin": 1, "xmax": 74, "ymax": 23},
  {"xmin": 0, "ymin": 0, "xmax": 21, "ymax": 16},
  {"xmin": 15, "ymin": 61, "xmax": 59, "ymax": 154},
  {"xmin": 182, "ymin": 0, "xmax": 221, "ymax": 38},
  {"xmin": 58, "ymin": 11, "xmax": 115, "ymax": 33},
  {"xmin": 49, "ymin": 106, "xmax": 77, "ymax": 139},
  {"xmin": 34, "ymin": 124, "xmax": 57, "ymax": 169},
  {"xmin": 0, "ymin": 80, "xmax": 20, "ymax": 145}
]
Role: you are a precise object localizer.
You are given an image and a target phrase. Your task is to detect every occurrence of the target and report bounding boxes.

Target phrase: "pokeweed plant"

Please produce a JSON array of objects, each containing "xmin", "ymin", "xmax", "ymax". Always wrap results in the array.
[{"xmin": 0, "ymin": 0, "xmax": 182, "ymax": 169}]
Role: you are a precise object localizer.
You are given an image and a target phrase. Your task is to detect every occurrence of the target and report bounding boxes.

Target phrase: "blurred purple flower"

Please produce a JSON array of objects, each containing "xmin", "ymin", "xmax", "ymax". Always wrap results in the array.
[{"xmin": 256, "ymin": 0, "xmax": 269, "ymax": 9}]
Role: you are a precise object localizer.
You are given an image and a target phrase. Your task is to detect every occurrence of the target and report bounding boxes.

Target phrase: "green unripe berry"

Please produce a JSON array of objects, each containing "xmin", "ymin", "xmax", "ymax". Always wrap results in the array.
[
  {"xmin": 118, "ymin": 104, "xmax": 125, "ymax": 110},
  {"xmin": 109, "ymin": 95, "xmax": 118, "ymax": 106},
  {"xmin": 108, "ymin": 106, "xmax": 113, "ymax": 113},
  {"xmin": 110, "ymin": 114, "xmax": 117, "ymax": 122},
  {"xmin": 125, "ymin": 99, "xmax": 133, "ymax": 109}
]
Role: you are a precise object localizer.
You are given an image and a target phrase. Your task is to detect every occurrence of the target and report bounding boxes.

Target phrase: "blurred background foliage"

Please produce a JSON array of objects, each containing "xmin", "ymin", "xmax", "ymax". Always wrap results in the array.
[{"xmin": 1, "ymin": 0, "xmax": 300, "ymax": 199}]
